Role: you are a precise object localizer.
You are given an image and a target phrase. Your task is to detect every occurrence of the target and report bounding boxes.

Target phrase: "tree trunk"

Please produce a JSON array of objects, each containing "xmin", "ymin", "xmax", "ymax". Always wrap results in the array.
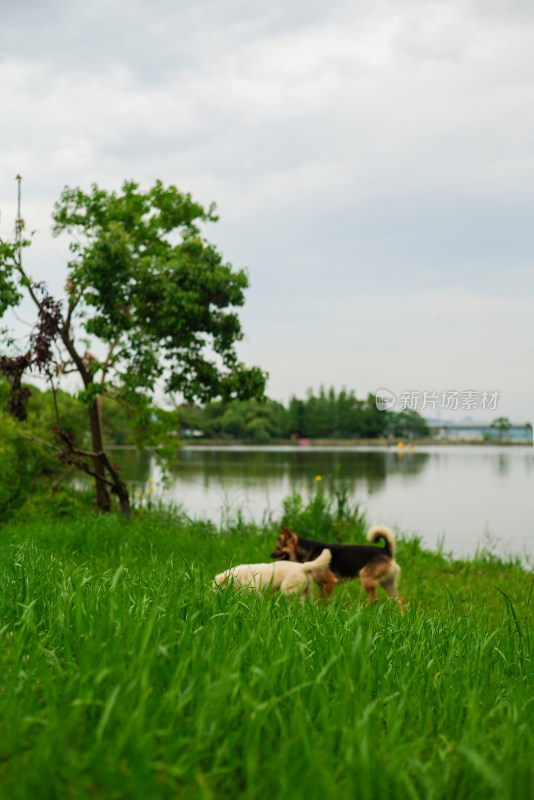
[
  {"xmin": 87, "ymin": 396, "xmax": 132, "ymax": 517},
  {"xmin": 88, "ymin": 397, "xmax": 112, "ymax": 512}
]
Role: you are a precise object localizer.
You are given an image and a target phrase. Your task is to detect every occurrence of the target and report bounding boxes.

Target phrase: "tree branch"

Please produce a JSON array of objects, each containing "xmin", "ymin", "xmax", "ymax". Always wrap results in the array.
[
  {"xmin": 5, "ymin": 246, "xmax": 93, "ymax": 389},
  {"xmin": 100, "ymin": 336, "xmax": 120, "ymax": 383},
  {"xmin": 47, "ymin": 375, "xmax": 63, "ymax": 429},
  {"xmin": 64, "ymin": 292, "xmax": 82, "ymax": 337},
  {"xmin": 19, "ymin": 432, "xmax": 117, "ymax": 489}
]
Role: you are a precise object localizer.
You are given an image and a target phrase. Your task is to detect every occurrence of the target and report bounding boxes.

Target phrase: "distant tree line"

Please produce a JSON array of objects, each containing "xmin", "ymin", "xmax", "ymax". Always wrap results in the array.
[{"xmin": 176, "ymin": 387, "xmax": 430, "ymax": 443}]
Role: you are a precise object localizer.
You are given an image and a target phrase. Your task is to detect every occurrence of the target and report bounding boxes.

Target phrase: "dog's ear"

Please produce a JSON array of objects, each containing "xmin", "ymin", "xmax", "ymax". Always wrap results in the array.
[{"xmin": 280, "ymin": 525, "xmax": 296, "ymax": 541}]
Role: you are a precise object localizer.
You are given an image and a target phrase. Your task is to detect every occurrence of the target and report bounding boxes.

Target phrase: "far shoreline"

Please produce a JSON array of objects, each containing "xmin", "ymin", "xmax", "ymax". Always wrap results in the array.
[{"xmin": 179, "ymin": 437, "xmax": 532, "ymax": 448}]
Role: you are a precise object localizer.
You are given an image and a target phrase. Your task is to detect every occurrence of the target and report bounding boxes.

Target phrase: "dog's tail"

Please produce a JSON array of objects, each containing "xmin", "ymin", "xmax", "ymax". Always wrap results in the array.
[
  {"xmin": 367, "ymin": 526, "xmax": 396, "ymax": 557},
  {"xmin": 302, "ymin": 548, "xmax": 332, "ymax": 573}
]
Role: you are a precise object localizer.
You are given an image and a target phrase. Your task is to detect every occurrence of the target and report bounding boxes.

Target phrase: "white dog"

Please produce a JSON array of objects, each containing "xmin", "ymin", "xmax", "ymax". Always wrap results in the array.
[{"xmin": 213, "ymin": 548, "xmax": 332, "ymax": 600}]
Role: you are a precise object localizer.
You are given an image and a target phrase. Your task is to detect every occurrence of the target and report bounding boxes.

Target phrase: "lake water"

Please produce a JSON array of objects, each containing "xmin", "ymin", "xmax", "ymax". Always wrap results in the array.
[{"xmin": 109, "ymin": 444, "xmax": 534, "ymax": 563}]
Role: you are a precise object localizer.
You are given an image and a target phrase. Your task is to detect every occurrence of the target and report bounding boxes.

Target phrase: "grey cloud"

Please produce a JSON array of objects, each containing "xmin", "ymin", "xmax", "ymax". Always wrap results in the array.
[{"xmin": 1, "ymin": 0, "xmax": 533, "ymax": 419}]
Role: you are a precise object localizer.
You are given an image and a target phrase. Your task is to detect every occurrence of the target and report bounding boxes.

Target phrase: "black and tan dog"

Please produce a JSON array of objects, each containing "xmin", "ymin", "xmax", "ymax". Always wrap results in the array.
[{"xmin": 270, "ymin": 525, "xmax": 404, "ymax": 612}]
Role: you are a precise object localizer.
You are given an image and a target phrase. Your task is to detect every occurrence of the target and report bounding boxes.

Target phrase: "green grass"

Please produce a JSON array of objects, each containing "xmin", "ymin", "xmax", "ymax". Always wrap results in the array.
[{"xmin": 0, "ymin": 501, "xmax": 533, "ymax": 799}]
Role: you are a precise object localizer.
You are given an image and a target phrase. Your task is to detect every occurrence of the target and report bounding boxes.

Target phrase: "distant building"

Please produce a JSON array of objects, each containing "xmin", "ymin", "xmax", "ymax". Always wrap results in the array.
[{"xmin": 428, "ymin": 423, "xmax": 532, "ymax": 443}]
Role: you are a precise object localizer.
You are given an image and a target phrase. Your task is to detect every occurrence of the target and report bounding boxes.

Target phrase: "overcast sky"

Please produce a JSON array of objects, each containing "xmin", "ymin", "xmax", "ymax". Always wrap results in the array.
[{"xmin": 1, "ymin": 0, "xmax": 533, "ymax": 422}]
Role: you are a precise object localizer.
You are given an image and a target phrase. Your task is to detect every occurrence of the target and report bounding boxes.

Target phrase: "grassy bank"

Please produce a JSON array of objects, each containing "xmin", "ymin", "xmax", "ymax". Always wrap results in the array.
[{"xmin": 0, "ymin": 500, "xmax": 532, "ymax": 799}]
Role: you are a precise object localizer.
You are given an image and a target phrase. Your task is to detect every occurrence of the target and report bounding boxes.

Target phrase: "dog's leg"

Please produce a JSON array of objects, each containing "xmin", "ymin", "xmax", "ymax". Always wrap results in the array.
[
  {"xmin": 315, "ymin": 571, "xmax": 337, "ymax": 605},
  {"xmin": 381, "ymin": 577, "xmax": 405, "ymax": 614},
  {"xmin": 360, "ymin": 576, "xmax": 379, "ymax": 605},
  {"xmin": 360, "ymin": 561, "xmax": 389, "ymax": 607},
  {"xmin": 280, "ymin": 578, "xmax": 305, "ymax": 598},
  {"xmin": 380, "ymin": 561, "xmax": 405, "ymax": 614},
  {"xmin": 361, "ymin": 560, "xmax": 404, "ymax": 613}
]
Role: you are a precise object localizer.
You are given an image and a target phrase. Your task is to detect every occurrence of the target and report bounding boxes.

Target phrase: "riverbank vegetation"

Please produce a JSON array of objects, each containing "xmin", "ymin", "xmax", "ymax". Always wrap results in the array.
[
  {"xmin": 0, "ymin": 379, "xmax": 431, "ymax": 514},
  {"xmin": 0, "ymin": 490, "xmax": 532, "ymax": 799}
]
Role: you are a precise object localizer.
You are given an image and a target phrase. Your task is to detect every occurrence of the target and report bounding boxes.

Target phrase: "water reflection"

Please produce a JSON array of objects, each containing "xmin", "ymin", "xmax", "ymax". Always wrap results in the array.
[
  {"xmin": 111, "ymin": 448, "xmax": 153, "ymax": 482},
  {"xmin": 497, "ymin": 453, "xmax": 510, "ymax": 476},
  {"xmin": 163, "ymin": 447, "xmax": 430, "ymax": 496}
]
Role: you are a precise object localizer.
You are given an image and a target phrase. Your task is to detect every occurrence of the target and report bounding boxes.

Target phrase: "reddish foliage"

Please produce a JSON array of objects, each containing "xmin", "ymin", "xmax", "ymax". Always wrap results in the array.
[{"xmin": 0, "ymin": 284, "xmax": 63, "ymax": 421}]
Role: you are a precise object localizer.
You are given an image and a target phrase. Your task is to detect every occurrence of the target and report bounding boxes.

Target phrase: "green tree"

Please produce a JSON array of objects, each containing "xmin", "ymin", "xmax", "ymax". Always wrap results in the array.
[
  {"xmin": 199, "ymin": 398, "xmax": 287, "ymax": 442},
  {"xmin": 327, "ymin": 386, "xmax": 338, "ymax": 436},
  {"xmin": 360, "ymin": 393, "xmax": 388, "ymax": 438},
  {"xmin": 337, "ymin": 388, "xmax": 356, "ymax": 437},
  {"xmin": 386, "ymin": 409, "xmax": 430, "ymax": 439},
  {"xmin": 491, "ymin": 416, "xmax": 511, "ymax": 441},
  {"xmin": 287, "ymin": 396, "xmax": 305, "ymax": 438},
  {"xmin": 302, "ymin": 387, "xmax": 331, "ymax": 437},
  {"xmin": 0, "ymin": 180, "xmax": 266, "ymax": 515}
]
